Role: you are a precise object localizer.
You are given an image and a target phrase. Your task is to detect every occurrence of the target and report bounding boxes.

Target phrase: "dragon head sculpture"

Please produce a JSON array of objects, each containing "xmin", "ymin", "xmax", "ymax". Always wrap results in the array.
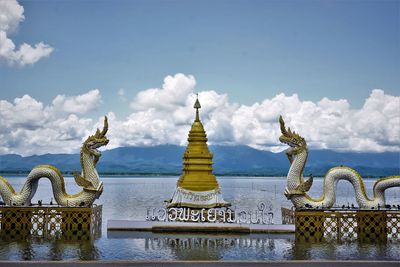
[
  {"xmin": 279, "ymin": 115, "xmax": 307, "ymax": 152},
  {"xmin": 73, "ymin": 116, "xmax": 109, "ymax": 195},
  {"xmin": 83, "ymin": 116, "xmax": 109, "ymax": 165},
  {"xmin": 279, "ymin": 115, "xmax": 313, "ymax": 198}
]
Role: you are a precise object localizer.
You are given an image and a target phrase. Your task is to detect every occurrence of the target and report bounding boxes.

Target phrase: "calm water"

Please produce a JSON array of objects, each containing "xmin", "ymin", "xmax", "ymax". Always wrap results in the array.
[{"xmin": 0, "ymin": 176, "xmax": 399, "ymax": 261}]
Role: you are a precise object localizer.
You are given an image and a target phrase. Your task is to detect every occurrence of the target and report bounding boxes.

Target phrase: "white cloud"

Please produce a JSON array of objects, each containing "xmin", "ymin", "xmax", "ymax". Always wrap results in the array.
[
  {"xmin": 52, "ymin": 89, "xmax": 102, "ymax": 114},
  {"xmin": 0, "ymin": 94, "xmax": 48, "ymax": 130},
  {"xmin": 106, "ymin": 74, "xmax": 235, "ymax": 149},
  {"xmin": 106, "ymin": 74, "xmax": 400, "ymax": 153},
  {"xmin": 0, "ymin": 74, "xmax": 399, "ymax": 155},
  {"xmin": 352, "ymin": 90, "xmax": 400, "ymax": 150},
  {"xmin": 0, "ymin": 90, "xmax": 102, "ymax": 155},
  {"xmin": 131, "ymin": 73, "xmax": 196, "ymax": 111},
  {"xmin": 233, "ymin": 89, "xmax": 399, "ymax": 153},
  {"xmin": 0, "ymin": 0, "xmax": 24, "ymax": 33},
  {"xmin": 0, "ymin": 0, "xmax": 53, "ymax": 66}
]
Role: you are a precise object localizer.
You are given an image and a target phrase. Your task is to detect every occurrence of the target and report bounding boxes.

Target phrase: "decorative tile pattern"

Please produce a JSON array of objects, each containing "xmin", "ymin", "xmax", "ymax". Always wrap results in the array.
[
  {"xmin": 295, "ymin": 210, "xmax": 399, "ymax": 242},
  {"xmin": 0, "ymin": 205, "xmax": 102, "ymax": 240}
]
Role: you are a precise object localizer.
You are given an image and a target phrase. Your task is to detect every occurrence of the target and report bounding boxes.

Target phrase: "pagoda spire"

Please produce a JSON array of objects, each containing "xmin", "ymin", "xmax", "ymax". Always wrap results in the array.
[
  {"xmin": 194, "ymin": 94, "xmax": 201, "ymax": 122},
  {"xmin": 168, "ymin": 97, "xmax": 229, "ymax": 208}
]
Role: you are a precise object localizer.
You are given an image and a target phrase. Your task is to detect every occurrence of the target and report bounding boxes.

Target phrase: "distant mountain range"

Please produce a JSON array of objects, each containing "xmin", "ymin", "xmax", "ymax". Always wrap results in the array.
[{"xmin": 0, "ymin": 145, "xmax": 399, "ymax": 177}]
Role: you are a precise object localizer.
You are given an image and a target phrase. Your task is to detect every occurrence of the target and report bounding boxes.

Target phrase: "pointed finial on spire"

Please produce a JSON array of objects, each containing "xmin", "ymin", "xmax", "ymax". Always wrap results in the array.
[{"xmin": 194, "ymin": 93, "xmax": 201, "ymax": 121}]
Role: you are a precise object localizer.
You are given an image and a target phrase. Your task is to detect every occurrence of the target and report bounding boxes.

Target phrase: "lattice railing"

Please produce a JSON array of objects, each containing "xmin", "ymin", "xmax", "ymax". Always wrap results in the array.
[
  {"xmin": 387, "ymin": 211, "xmax": 400, "ymax": 239},
  {"xmin": 295, "ymin": 210, "xmax": 400, "ymax": 242},
  {"xmin": 0, "ymin": 205, "xmax": 102, "ymax": 240}
]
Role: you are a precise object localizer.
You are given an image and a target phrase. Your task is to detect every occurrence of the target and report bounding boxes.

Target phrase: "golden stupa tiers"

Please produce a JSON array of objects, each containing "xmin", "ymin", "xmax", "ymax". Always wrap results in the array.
[{"xmin": 168, "ymin": 97, "xmax": 230, "ymax": 208}]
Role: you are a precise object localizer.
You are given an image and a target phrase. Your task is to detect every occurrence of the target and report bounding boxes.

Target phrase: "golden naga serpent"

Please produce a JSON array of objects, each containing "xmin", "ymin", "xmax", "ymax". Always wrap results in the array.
[
  {"xmin": 279, "ymin": 116, "xmax": 400, "ymax": 209},
  {"xmin": 0, "ymin": 117, "xmax": 109, "ymax": 207}
]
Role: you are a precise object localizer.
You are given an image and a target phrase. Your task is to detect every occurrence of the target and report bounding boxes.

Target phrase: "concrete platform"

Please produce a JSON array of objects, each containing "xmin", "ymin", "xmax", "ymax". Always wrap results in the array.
[{"xmin": 107, "ymin": 220, "xmax": 295, "ymax": 233}]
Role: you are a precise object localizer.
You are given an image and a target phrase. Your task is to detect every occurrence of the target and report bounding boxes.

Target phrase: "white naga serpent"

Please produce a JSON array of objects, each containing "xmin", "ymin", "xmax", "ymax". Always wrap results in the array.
[
  {"xmin": 279, "ymin": 116, "xmax": 400, "ymax": 209},
  {"xmin": 0, "ymin": 117, "xmax": 108, "ymax": 207}
]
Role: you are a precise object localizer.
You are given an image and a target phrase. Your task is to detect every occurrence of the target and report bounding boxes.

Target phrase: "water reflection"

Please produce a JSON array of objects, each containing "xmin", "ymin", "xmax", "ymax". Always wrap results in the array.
[
  {"xmin": 288, "ymin": 237, "xmax": 400, "ymax": 261},
  {"xmin": 48, "ymin": 239, "xmax": 100, "ymax": 260},
  {"xmin": 106, "ymin": 231, "xmax": 400, "ymax": 261},
  {"xmin": 141, "ymin": 233, "xmax": 281, "ymax": 260},
  {"xmin": 108, "ymin": 231, "xmax": 294, "ymax": 260},
  {"xmin": 0, "ymin": 230, "xmax": 398, "ymax": 260},
  {"xmin": 0, "ymin": 236, "xmax": 99, "ymax": 260}
]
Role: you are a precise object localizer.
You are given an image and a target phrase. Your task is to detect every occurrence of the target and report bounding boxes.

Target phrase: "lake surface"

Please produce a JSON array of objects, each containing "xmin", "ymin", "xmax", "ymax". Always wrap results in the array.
[{"xmin": 0, "ymin": 176, "xmax": 399, "ymax": 261}]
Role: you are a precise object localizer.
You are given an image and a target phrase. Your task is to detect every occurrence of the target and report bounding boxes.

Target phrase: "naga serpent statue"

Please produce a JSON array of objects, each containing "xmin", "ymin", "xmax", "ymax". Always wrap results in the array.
[
  {"xmin": 0, "ymin": 117, "xmax": 109, "ymax": 207},
  {"xmin": 279, "ymin": 116, "xmax": 400, "ymax": 209}
]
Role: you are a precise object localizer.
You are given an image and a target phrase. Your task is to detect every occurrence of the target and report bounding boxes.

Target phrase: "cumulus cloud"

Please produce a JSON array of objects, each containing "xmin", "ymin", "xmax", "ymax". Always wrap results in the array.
[
  {"xmin": 105, "ymin": 74, "xmax": 234, "ymax": 149},
  {"xmin": 106, "ymin": 74, "xmax": 400, "ymax": 153},
  {"xmin": 131, "ymin": 73, "xmax": 196, "ymax": 111},
  {"xmin": 227, "ymin": 90, "xmax": 399, "ymax": 152},
  {"xmin": 0, "ymin": 73, "xmax": 399, "ymax": 155},
  {"xmin": 51, "ymin": 89, "xmax": 102, "ymax": 114},
  {"xmin": 0, "ymin": 94, "xmax": 48, "ymax": 130},
  {"xmin": 0, "ymin": 0, "xmax": 53, "ymax": 66},
  {"xmin": 0, "ymin": 90, "xmax": 102, "ymax": 155}
]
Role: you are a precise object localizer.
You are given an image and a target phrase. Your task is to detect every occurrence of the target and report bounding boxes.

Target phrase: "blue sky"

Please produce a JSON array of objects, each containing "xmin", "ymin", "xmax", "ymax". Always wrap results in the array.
[
  {"xmin": 2, "ymin": 1, "xmax": 399, "ymax": 109},
  {"xmin": 0, "ymin": 0, "xmax": 399, "ymax": 155}
]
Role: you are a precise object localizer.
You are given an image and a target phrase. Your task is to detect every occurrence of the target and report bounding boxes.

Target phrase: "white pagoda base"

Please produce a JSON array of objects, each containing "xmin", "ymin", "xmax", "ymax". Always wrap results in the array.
[{"xmin": 168, "ymin": 187, "xmax": 230, "ymax": 208}]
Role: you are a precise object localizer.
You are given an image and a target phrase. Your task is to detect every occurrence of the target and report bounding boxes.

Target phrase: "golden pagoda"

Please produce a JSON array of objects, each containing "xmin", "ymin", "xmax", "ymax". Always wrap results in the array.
[{"xmin": 168, "ymin": 97, "xmax": 230, "ymax": 208}]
